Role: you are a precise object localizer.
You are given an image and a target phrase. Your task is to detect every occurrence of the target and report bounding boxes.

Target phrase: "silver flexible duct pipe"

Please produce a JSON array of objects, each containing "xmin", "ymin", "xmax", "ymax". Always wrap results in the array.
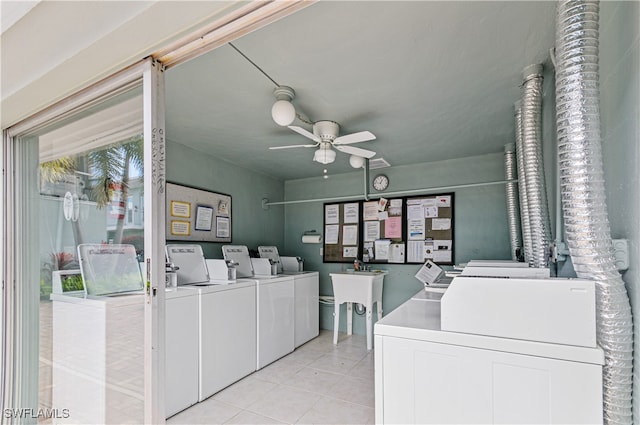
[
  {"xmin": 521, "ymin": 64, "xmax": 552, "ymax": 268},
  {"xmin": 504, "ymin": 143, "xmax": 522, "ymax": 261},
  {"xmin": 514, "ymin": 101, "xmax": 533, "ymax": 264},
  {"xmin": 555, "ymin": 1, "xmax": 633, "ymax": 424}
]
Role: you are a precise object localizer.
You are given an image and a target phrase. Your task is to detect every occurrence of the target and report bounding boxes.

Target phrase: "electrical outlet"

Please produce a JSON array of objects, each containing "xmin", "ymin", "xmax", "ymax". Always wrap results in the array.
[{"xmin": 613, "ymin": 239, "xmax": 629, "ymax": 271}]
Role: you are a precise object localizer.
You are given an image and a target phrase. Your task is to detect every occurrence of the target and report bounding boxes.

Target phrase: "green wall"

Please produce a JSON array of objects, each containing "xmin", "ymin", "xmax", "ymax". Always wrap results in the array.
[
  {"xmin": 599, "ymin": 1, "xmax": 640, "ymax": 420},
  {"xmin": 166, "ymin": 140, "xmax": 285, "ymax": 259},
  {"xmin": 283, "ymin": 152, "xmax": 513, "ymax": 335}
]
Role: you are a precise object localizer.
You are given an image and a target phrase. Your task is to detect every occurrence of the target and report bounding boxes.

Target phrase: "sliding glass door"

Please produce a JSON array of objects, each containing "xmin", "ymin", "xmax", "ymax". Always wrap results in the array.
[{"xmin": 2, "ymin": 59, "xmax": 165, "ymax": 424}]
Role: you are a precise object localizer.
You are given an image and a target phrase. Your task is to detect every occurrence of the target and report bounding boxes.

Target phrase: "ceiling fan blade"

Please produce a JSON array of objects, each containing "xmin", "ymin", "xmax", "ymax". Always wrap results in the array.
[
  {"xmin": 333, "ymin": 131, "xmax": 376, "ymax": 145},
  {"xmin": 335, "ymin": 145, "xmax": 377, "ymax": 159},
  {"xmin": 288, "ymin": 125, "xmax": 321, "ymax": 142},
  {"xmin": 269, "ymin": 144, "xmax": 318, "ymax": 150}
]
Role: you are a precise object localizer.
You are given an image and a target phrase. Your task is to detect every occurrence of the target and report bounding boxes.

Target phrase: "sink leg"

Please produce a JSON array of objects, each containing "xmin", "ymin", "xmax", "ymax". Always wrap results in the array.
[
  {"xmin": 333, "ymin": 303, "xmax": 340, "ymax": 345},
  {"xmin": 366, "ymin": 307, "xmax": 373, "ymax": 350},
  {"xmin": 347, "ymin": 302, "xmax": 353, "ymax": 336}
]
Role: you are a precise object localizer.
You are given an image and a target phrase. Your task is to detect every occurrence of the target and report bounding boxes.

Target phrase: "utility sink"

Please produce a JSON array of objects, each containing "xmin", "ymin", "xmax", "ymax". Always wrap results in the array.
[{"xmin": 345, "ymin": 270, "xmax": 387, "ymax": 276}]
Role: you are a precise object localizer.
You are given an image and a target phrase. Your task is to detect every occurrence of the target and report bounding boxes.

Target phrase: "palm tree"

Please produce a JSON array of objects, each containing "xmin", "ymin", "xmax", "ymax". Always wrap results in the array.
[
  {"xmin": 39, "ymin": 134, "xmax": 144, "ymax": 246},
  {"xmin": 88, "ymin": 134, "xmax": 144, "ymax": 244}
]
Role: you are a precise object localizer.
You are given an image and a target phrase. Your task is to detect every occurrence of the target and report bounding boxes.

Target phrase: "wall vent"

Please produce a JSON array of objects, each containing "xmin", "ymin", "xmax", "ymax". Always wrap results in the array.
[{"xmin": 369, "ymin": 158, "xmax": 390, "ymax": 169}]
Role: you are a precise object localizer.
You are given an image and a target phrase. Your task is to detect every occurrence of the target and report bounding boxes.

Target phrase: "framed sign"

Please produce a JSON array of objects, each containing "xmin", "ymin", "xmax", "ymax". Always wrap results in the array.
[{"xmin": 166, "ymin": 182, "xmax": 232, "ymax": 242}]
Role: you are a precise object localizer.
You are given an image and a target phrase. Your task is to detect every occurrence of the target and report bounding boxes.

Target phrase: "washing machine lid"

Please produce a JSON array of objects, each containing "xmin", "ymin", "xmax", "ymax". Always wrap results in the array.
[
  {"xmin": 440, "ymin": 276, "xmax": 596, "ymax": 347},
  {"xmin": 222, "ymin": 245, "xmax": 254, "ymax": 278},
  {"xmin": 166, "ymin": 244, "xmax": 210, "ymax": 285},
  {"xmin": 77, "ymin": 244, "xmax": 144, "ymax": 296},
  {"xmin": 258, "ymin": 246, "xmax": 283, "ymax": 273}
]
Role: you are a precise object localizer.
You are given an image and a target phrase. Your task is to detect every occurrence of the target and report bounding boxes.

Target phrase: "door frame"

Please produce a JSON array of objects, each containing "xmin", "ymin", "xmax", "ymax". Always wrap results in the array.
[{"xmin": 1, "ymin": 57, "xmax": 166, "ymax": 424}]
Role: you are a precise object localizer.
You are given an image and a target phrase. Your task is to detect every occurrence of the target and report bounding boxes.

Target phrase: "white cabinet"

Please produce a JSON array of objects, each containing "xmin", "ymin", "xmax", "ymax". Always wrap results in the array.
[
  {"xmin": 376, "ymin": 334, "xmax": 603, "ymax": 424},
  {"xmin": 374, "ymin": 291, "xmax": 604, "ymax": 425},
  {"xmin": 293, "ymin": 272, "xmax": 319, "ymax": 347},
  {"xmin": 51, "ymin": 294, "xmax": 145, "ymax": 425},
  {"xmin": 199, "ymin": 282, "xmax": 256, "ymax": 400}
]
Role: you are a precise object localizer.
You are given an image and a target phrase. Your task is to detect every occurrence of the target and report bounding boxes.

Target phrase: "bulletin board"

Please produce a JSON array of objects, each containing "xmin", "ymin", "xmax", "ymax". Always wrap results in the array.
[
  {"xmin": 323, "ymin": 201, "xmax": 361, "ymax": 263},
  {"xmin": 361, "ymin": 198, "xmax": 406, "ymax": 264},
  {"xmin": 405, "ymin": 193, "xmax": 455, "ymax": 265},
  {"xmin": 165, "ymin": 182, "xmax": 232, "ymax": 242},
  {"xmin": 321, "ymin": 193, "xmax": 455, "ymax": 266}
]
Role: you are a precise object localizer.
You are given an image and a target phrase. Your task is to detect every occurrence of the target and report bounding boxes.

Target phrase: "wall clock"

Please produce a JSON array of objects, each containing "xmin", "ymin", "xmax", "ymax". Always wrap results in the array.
[{"xmin": 373, "ymin": 174, "xmax": 389, "ymax": 192}]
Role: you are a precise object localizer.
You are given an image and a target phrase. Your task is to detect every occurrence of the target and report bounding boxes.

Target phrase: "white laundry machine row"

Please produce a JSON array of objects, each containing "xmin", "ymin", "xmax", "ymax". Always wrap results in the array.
[
  {"xmin": 222, "ymin": 245, "xmax": 319, "ymax": 366},
  {"xmin": 257, "ymin": 246, "xmax": 319, "ymax": 347},
  {"xmin": 374, "ymin": 276, "xmax": 604, "ymax": 424},
  {"xmin": 164, "ymin": 280, "xmax": 256, "ymax": 416},
  {"xmin": 165, "ymin": 244, "xmax": 319, "ymax": 417}
]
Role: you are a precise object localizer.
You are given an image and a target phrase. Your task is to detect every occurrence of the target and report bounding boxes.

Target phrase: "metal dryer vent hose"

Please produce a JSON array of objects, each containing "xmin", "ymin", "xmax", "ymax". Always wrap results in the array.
[
  {"xmin": 521, "ymin": 64, "xmax": 552, "ymax": 268},
  {"xmin": 514, "ymin": 101, "xmax": 533, "ymax": 264},
  {"xmin": 555, "ymin": 1, "xmax": 633, "ymax": 423},
  {"xmin": 504, "ymin": 143, "xmax": 522, "ymax": 261}
]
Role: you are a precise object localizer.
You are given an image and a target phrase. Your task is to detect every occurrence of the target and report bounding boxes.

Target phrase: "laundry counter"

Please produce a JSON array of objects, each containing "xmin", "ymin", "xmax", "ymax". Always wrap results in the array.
[{"xmin": 374, "ymin": 289, "xmax": 604, "ymax": 424}]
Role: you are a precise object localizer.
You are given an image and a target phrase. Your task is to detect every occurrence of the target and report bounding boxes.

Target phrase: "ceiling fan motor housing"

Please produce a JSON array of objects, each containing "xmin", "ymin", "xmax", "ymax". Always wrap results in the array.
[{"xmin": 313, "ymin": 120, "xmax": 340, "ymax": 141}]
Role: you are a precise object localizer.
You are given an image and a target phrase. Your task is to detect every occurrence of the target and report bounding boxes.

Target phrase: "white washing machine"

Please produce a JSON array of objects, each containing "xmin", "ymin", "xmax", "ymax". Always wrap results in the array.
[
  {"xmin": 224, "ymin": 245, "xmax": 296, "ymax": 370},
  {"xmin": 165, "ymin": 287, "xmax": 199, "ymax": 417},
  {"xmin": 252, "ymin": 274, "xmax": 295, "ymax": 369},
  {"xmin": 166, "ymin": 245, "xmax": 258, "ymax": 401},
  {"xmin": 286, "ymin": 271, "xmax": 319, "ymax": 348},
  {"xmin": 194, "ymin": 279, "xmax": 256, "ymax": 400},
  {"xmin": 375, "ymin": 276, "xmax": 604, "ymax": 424}
]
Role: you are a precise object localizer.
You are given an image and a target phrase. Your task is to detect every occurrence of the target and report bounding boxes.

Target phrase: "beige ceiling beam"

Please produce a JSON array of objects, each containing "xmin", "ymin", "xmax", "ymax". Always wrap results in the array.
[{"xmin": 155, "ymin": 0, "xmax": 316, "ymax": 69}]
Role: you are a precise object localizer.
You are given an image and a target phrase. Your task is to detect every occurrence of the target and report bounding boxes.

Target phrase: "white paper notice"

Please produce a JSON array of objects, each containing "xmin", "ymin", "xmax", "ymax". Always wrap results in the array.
[
  {"xmin": 389, "ymin": 243, "xmax": 405, "ymax": 263},
  {"xmin": 363, "ymin": 242, "xmax": 374, "ymax": 261},
  {"xmin": 378, "ymin": 211, "xmax": 389, "ymax": 220},
  {"xmin": 342, "ymin": 225, "xmax": 358, "ymax": 245},
  {"xmin": 422, "ymin": 198, "xmax": 437, "ymax": 207},
  {"xmin": 433, "ymin": 239, "xmax": 452, "ymax": 262},
  {"xmin": 407, "ymin": 241, "xmax": 425, "ymax": 263},
  {"xmin": 424, "ymin": 241, "xmax": 435, "ymax": 259},
  {"xmin": 374, "ymin": 240, "xmax": 391, "ymax": 260},
  {"xmin": 343, "ymin": 246, "xmax": 358, "ymax": 258},
  {"xmin": 407, "ymin": 204, "xmax": 423, "ymax": 220},
  {"xmin": 344, "ymin": 203, "xmax": 359, "ymax": 223},
  {"xmin": 436, "ymin": 196, "xmax": 451, "ymax": 207},
  {"xmin": 364, "ymin": 221, "xmax": 380, "ymax": 241},
  {"xmin": 408, "ymin": 219, "xmax": 425, "ymax": 240},
  {"xmin": 195, "ymin": 206, "xmax": 213, "ymax": 231},
  {"xmin": 434, "ymin": 240, "xmax": 452, "ymax": 251},
  {"xmin": 216, "ymin": 216, "xmax": 230, "ymax": 238},
  {"xmin": 390, "ymin": 199, "xmax": 403, "ymax": 208},
  {"xmin": 363, "ymin": 201, "xmax": 379, "ymax": 221},
  {"xmin": 433, "ymin": 250, "xmax": 452, "ymax": 262},
  {"xmin": 325, "ymin": 205, "xmax": 339, "ymax": 224},
  {"xmin": 325, "ymin": 225, "xmax": 339, "ymax": 244},
  {"xmin": 415, "ymin": 260, "xmax": 444, "ymax": 285},
  {"xmin": 431, "ymin": 218, "xmax": 451, "ymax": 230},
  {"xmin": 388, "ymin": 205, "xmax": 402, "ymax": 217},
  {"xmin": 424, "ymin": 206, "xmax": 439, "ymax": 218}
]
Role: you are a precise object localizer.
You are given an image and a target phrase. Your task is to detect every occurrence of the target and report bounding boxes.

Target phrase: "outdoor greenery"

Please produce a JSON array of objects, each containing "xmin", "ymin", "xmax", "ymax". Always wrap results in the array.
[{"xmin": 39, "ymin": 135, "xmax": 144, "ymax": 297}]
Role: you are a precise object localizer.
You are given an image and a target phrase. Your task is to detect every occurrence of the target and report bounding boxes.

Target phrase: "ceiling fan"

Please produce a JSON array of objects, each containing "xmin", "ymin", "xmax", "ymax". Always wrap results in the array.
[{"xmin": 269, "ymin": 120, "xmax": 376, "ymax": 165}]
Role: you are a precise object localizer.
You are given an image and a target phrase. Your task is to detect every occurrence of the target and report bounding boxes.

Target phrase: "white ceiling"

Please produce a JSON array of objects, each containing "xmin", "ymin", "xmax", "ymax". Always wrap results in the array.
[{"xmin": 164, "ymin": 1, "xmax": 557, "ymax": 181}]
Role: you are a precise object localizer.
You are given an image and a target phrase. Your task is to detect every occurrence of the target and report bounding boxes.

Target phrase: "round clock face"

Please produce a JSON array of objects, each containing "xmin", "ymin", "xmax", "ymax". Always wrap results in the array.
[{"xmin": 373, "ymin": 174, "xmax": 389, "ymax": 191}]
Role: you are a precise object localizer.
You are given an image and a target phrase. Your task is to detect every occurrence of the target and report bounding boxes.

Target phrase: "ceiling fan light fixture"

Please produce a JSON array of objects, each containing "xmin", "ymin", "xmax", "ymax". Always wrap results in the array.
[
  {"xmin": 272, "ymin": 86, "xmax": 296, "ymax": 126},
  {"xmin": 313, "ymin": 147, "xmax": 336, "ymax": 164},
  {"xmin": 349, "ymin": 154, "xmax": 365, "ymax": 168}
]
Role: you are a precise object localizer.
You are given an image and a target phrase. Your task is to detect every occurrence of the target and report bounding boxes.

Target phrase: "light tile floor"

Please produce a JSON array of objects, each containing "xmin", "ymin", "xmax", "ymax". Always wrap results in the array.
[{"xmin": 168, "ymin": 330, "xmax": 375, "ymax": 425}]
